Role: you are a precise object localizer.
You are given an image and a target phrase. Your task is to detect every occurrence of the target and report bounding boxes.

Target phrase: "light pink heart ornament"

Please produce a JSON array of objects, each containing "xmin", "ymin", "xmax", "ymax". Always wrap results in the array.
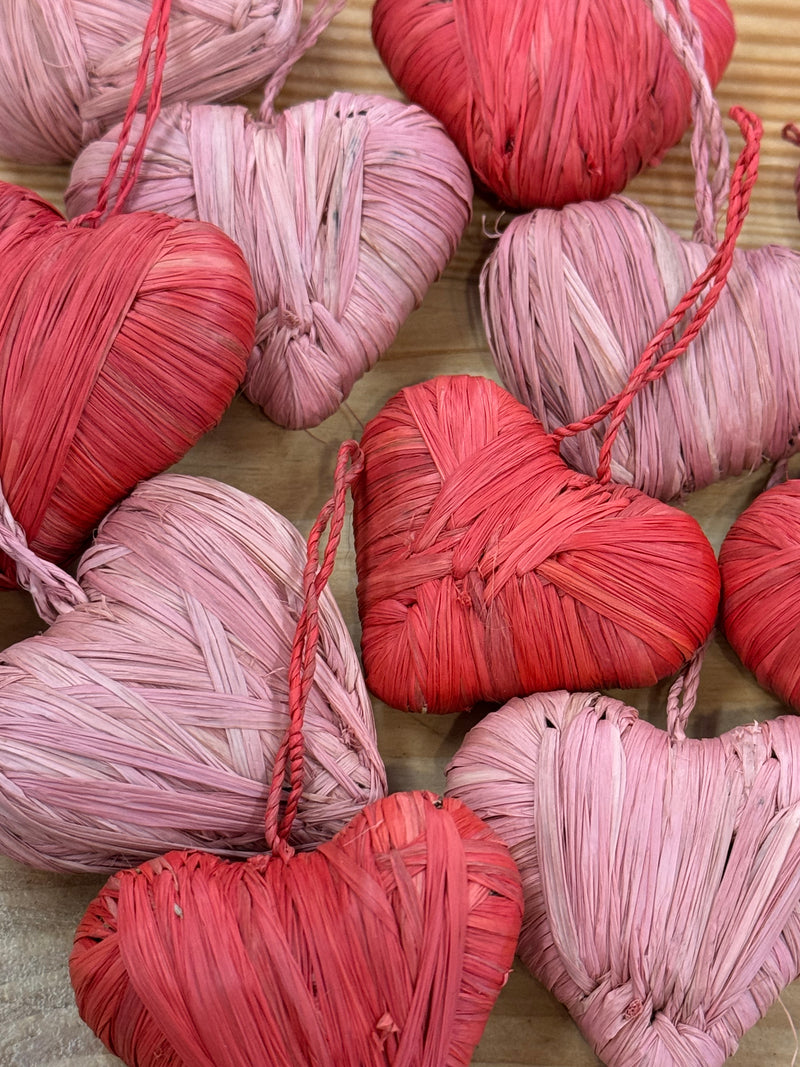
[
  {"xmin": 447, "ymin": 684, "xmax": 800, "ymax": 1066},
  {"xmin": 66, "ymin": 92, "xmax": 474, "ymax": 428},
  {"xmin": 0, "ymin": 471, "xmax": 386, "ymax": 872}
]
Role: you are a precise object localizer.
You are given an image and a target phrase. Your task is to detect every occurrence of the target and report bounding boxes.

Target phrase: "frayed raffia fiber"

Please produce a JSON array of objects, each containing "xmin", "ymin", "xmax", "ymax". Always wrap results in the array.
[
  {"xmin": 0, "ymin": 0, "xmax": 316, "ymax": 164},
  {"xmin": 352, "ymin": 375, "xmax": 719, "ymax": 713},
  {"xmin": 446, "ymin": 686, "xmax": 800, "ymax": 1067},
  {"xmin": 371, "ymin": 0, "xmax": 733, "ymax": 210},
  {"xmin": 70, "ymin": 792, "xmax": 523, "ymax": 1067},
  {"xmin": 480, "ymin": 0, "xmax": 794, "ymax": 502},
  {"xmin": 66, "ymin": 92, "xmax": 473, "ymax": 429},
  {"xmin": 720, "ymin": 479, "xmax": 800, "ymax": 709},
  {"xmin": 0, "ymin": 472, "xmax": 386, "ymax": 872},
  {"xmin": 69, "ymin": 446, "xmax": 522, "ymax": 1067},
  {"xmin": 0, "ymin": 0, "xmax": 257, "ymax": 586}
]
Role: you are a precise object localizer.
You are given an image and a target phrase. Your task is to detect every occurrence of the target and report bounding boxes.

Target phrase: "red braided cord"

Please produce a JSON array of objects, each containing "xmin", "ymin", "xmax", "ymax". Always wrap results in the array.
[
  {"xmin": 264, "ymin": 440, "xmax": 364, "ymax": 859},
  {"xmin": 551, "ymin": 107, "xmax": 762, "ymax": 485},
  {"xmin": 71, "ymin": 0, "xmax": 172, "ymax": 227}
]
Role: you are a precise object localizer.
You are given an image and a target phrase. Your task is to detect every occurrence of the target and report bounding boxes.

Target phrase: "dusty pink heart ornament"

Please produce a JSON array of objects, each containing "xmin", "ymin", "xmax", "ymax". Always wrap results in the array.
[
  {"xmin": 0, "ymin": 471, "xmax": 386, "ymax": 872},
  {"xmin": 447, "ymin": 683, "xmax": 800, "ymax": 1065},
  {"xmin": 70, "ymin": 791, "xmax": 523, "ymax": 1067},
  {"xmin": 66, "ymin": 92, "xmax": 474, "ymax": 429}
]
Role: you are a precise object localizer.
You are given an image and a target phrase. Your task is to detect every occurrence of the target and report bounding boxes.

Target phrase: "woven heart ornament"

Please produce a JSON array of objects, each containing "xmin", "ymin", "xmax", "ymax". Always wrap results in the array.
[
  {"xmin": 0, "ymin": 471, "xmax": 386, "ymax": 872},
  {"xmin": 69, "ymin": 452, "xmax": 523, "ymax": 1067},
  {"xmin": 446, "ymin": 679, "xmax": 800, "ymax": 1066},
  {"xmin": 720, "ymin": 479, "xmax": 800, "ymax": 709},
  {"xmin": 352, "ymin": 375, "xmax": 719, "ymax": 713},
  {"xmin": 0, "ymin": 0, "xmax": 256, "ymax": 588},
  {"xmin": 66, "ymin": 91, "xmax": 473, "ymax": 428},
  {"xmin": 71, "ymin": 792, "xmax": 523, "ymax": 1067},
  {"xmin": 371, "ymin": 0, "xmax": 734, "ymax": 209},
  {"xmin": 0, "ymin": 0, "xmax": 311, "ymax": 163}
]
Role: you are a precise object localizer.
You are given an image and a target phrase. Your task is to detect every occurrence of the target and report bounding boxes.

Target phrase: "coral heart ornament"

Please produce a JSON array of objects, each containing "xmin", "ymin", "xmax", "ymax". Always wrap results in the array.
[
  {"xmin": 69, "ymin": 450, "xmax": 523, "ymax": 1067},
  {"xmin": 66, "ymin": 91, "xmax": 473, "ymax": 428},
  {"xmin": 352, "ymin": 374, "xmax": 719, "ymax": 713},
  {"xmin": 481, "ymin": 0, "xmax": 788, "ymax": 502},
  {"xmin": 71, "ymin": 791, "xmax": 523, "ymax": 1067},
  {"xmin": 352, "ymin": 96, "xmax": 761, "ymax": 715},
  {"xmin": 0, "ymin": 0, "xmax": 256, "ymax": 586},
  {"xmin": 371, "ymin": 0, "xmax": 734, "ymax": 209},
  {"xmin": 0, "ymin": 469, "xmax": 385, "ymax": 872},
  {"xmin": 446, "ymin": 670, "xmax": 800, "ymax": 1066},
  {"xmin": 720, "ymin": 478, "xmax": 800, "ymax": 710}
]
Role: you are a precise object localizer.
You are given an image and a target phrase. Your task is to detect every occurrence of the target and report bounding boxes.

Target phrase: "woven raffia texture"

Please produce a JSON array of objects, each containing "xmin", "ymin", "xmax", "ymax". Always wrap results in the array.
[
  {"xmin": 66, "ymin": 93, "xmax": 473, "ymax": 429},
  {"xmin": 70, "ymin": 792, "xmax": 523, "ymax": 1067},
  {"xmin": 0, "ymin": 473, "xmax": 386, "ymax": 872},
  {"xmin": 447, "ymin": 690, "xmax": 800, "ymax": 1067},
  {"xmin": 371, "ymin": 0, "xmax": 733, "ymax": 209},
  {"xmin": 0, "ymin": 181, "xmax": 255, "ymax": 588},
  {"xmin": 352, "ymin": 375, "xmax": 720, "ymax": 714},
  {"xmin": 721, "ymin": 478, "xmax": 800, "ymax": 709},
  {"xmin": 0, "ymin": 0, "xmax": 306, "ymax": 163},
  {"xmin": 481, "ymin": 196, "xmax": 800, "ymax": 501}
]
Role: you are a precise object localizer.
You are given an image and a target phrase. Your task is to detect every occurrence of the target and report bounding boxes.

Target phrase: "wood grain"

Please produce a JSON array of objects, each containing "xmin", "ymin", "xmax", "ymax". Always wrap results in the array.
[{"xmin": 1, "ymin": 0, "xmax": 800, "ymax": 1063}]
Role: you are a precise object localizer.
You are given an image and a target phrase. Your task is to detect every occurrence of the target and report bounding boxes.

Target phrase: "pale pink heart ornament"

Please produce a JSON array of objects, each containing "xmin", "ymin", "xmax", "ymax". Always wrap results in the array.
[
  {"xmin": 66, "ymin": 92, "xmax": 474, "ymax": 428},
  {"xmin": 446, "ymin": 684, "xmax": 800, "ymax": 1066},
  {"xmin": 0, "ymin": 471, "xmax": 386, "ymax": 872}
]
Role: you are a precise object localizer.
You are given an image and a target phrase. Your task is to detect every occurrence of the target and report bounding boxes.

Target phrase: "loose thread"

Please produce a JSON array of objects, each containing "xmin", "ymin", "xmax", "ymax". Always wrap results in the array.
[
  {"xmin": 71, "ymin": 0, "xmax": 173, "ymax": 228},
  {"xmin": 264, "ymin": 440, "xmax": 364, "ymax": 858},
  {"xmin": 665, "ymin": 633, "xmax": 712, "ymax": 742}
]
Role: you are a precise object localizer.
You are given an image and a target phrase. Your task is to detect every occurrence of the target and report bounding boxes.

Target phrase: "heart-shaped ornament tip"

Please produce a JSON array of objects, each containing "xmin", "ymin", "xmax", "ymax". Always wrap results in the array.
[
  {"xmin": 0, "ymin": 472, "xmax": 386, "ymax": 872},
  {"xmin": 0, "ymin": 181, "xmax": 256, "ymax": 588},
  {"xmin": 720, "ymin": 479, "xmax": 800, "ymax": 709},
  {"xmin": 353, "ymin": 374, "xmax": 720, "ymax": 714},
  {"xmin": 70, "ymin": 791, "xmax": 523, "ymax": 1067},
  {"xmin": 66, "ymin": 92, "xmax": 474, "ymax": 429},
  {"xmin": 447, "ymin": 688, "xmax": 800, "ymax": 1067},
  {"xmin": 371, "ymin": 0, "xmax": 734, "ymax": 210}
]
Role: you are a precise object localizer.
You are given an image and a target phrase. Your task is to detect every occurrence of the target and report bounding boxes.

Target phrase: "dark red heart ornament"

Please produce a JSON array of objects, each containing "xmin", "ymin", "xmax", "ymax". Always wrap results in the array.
[
  {"xmin": 69, "ymin": 449, "xmax": 523, "ymax": 1067},
  {"xmin": 71, "ymin": 791, "xmax": 523, "ymax": 1067},
  {"xmin": 0, "ymin": 184, "xmax": 255, "ymax": 588}
]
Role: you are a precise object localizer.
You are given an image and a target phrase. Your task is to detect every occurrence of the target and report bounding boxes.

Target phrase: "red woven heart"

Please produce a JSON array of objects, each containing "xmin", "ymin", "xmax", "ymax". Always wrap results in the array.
[
  {"xmin": 70, "ymin": 791, "xmax": 523, "ymax": 1067},
  {"xmin": 447, "ymin": 690, "xmax": 800, "ymax": 1066},
  {"xmin": 720, "ymin": 479, "xmax": 800, "ymax": 708},
  {"xmin": 0, "ymin": 182, "xmax": 255, "ymax": 588},
  {"xmin": 352, "ymin": 375, "xmax": 720, "ymax": 713},
  {"xmin": 371, "ymin": 0, "xmax": 734, "ymax": 209}
]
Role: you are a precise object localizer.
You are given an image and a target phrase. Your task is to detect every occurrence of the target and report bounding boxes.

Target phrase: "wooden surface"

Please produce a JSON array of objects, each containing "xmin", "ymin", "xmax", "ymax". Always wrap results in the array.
[{"xmin": 2, "ymin": 1, "xmax": 800, "ymax": 1064}]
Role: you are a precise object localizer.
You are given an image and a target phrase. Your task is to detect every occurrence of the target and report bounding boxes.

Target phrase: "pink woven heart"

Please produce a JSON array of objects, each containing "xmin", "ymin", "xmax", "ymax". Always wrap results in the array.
[
  {"xmin": 447, "ymin": 689, "xmax": 800, "ymax": 1066},
  {"xmin": 66, "ymin": 92, "xmax": 474, "ymax": 428},
  {"xmin": 0, "ymin": 472, "xmax": 385, "ymax": 872},
  {"xmin": 71, "ymin": 791, "xmax": 523, "ymax": 1067}
]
